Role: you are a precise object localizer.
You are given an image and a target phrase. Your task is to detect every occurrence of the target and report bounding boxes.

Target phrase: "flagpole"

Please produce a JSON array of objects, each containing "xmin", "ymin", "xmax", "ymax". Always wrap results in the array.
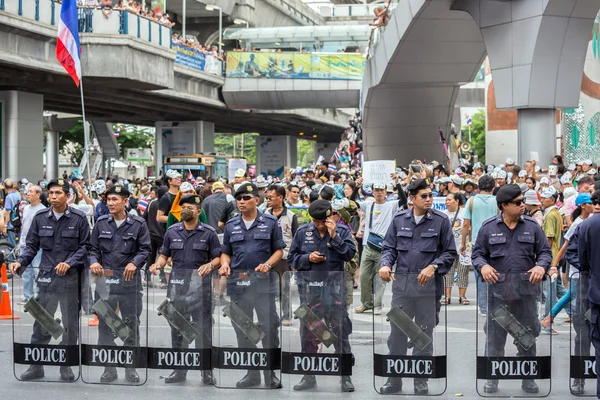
[{"xmin": 79, "ymin": 80, "xmax": 93, "ymax": 186}]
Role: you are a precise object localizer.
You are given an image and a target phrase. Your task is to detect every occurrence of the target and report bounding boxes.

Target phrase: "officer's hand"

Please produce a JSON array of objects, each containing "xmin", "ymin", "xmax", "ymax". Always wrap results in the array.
[
  {"xmin": 219, "ymin": 263, "xmax": 231, "ymax": 277},
  {"xmin": 55, "ymin": 262, "xmax": 71, "ymax": 276},
  {"xmin": 379, "ymin": 266, "xmax": 395, "ymax": 282},
  {"xmin": 149, "ymin": 263, "xmax": 162, "ymax": 275},
  {"xmin": 198, "ymin": 263, "xmax": 214, "ymax": 277},
  {"xmin": 417, "ymin": 265, "xmax": 435, "ymax": 286},
  {"xmin": 325, "ymin": 219, "xmax": 337, "ymax": 239},
  {"xmin": 123, "ymin": 263, "xmax": 137, "ymax": 281},
  {"xmin": 528, "ymin": 265, "xmax": 545, "ymax": 284},
  {"xmin": 9, "ymin": 262, "xmax": 21, "ymax": 276},
  {"xmin": 255, "ymin": 263, "xmax": 271, "ymax": 274},
  {"xmin": 309, "ymin": 251, "xmax": 326, "ymax": 263},
  {"xmin": 90, "ymin": 262, "xmax": 103, "ymax": 277},
  {"xmin": 481, "ymin": 264, "xmax": 499, "ymax": 284}
]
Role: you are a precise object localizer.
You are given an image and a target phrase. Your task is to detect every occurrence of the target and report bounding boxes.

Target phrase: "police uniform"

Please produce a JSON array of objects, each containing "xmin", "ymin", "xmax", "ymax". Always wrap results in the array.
[
  {"xmin": 159, "ymin": 194, "xmax": 221, "ymax": 384},
  {"xmin": 288, "ymin": 200, "xmax": 357, "ymax": 391},
  {"xmin": 471, "ymin": 184, "xmax": 552, "ymax": 394},
  {"xmin": 88, "ymin": 185, "xmax": 151, "ymax": 383},
  {"xmin": 379, "ymin": 179, "xmax": 456, "ymax": 394},
  {"xmin": 221, "ymin": 183, "xmax": 286, "ymax": 387},
  {"xmin": 17, "ymin": 178, "xmax": 90, "ymax": 381},
  {"xmin": 576, "ymin": 213, "xmax": 600, "ymax": 397}
]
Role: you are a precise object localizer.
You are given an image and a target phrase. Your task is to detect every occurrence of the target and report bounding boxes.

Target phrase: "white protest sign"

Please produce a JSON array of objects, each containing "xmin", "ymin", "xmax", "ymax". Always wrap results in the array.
[
  {"xmin": 228, "ymin": 159, "xmax": 247, "ymax": 182},
  {"xmin": 432, "ymin": 197, "xmax": 447, "ymax": 212},
  {"xmin": 363, "ymin": 160, "xmax": 396, "ymax": 185},
  {"xmin": 530, "ymin": 151, "xmax": 539, "ymax": 162}
]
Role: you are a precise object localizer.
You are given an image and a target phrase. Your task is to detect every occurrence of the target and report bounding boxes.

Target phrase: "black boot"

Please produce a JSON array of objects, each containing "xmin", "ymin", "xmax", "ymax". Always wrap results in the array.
[
  {"xmin": 341, "ymin": 376, "xmax": 355, "ymax": 392},
  {"xmin": 20, "ymin": 365, "xmax": 44, "ymax": 381},
  {"xmin": 521, "ymin": 379, "xmax": 539, "ymax": 394},
  {"xmin": 264, "ymin": 371, "xmax": 282, "ymax": 389},
  {"xmin": 293, "ymin": 375, "xmax": 317, "ymax": 391},
  {"xmin": 60, "ymin": 366, "xmax": 75, "ymax": 382},
  {"xmin": 236, "ymin": 371, "xmax": 261, "ymax": 388},
  {"xmin": 572, "ymin": 378, "xmax": 585, "ymax": 395},
  {"xmin": 202, "ymin": 370, "xmax": 215, "ymax": 385},
  {"xmin": 165, "ymin": 370, "xmax": 187, "ymax": 383},
  {"xmin": 414, "ymin": 378, "xmax": 429, "ymax": 395},
  {"xmin": 125, "ymin": 368, "xmax": 139, "ymax": 383},
  {"xmin": 380, "ymin": 378, "xmax": 402, "ymax": 394},
  {"xmin": 483, "ymin": 379, "xmax": 499, "ymax": 393},
  {"xmin": 100, "ymin": 367, "xmax": 118, "ymax": 383}
]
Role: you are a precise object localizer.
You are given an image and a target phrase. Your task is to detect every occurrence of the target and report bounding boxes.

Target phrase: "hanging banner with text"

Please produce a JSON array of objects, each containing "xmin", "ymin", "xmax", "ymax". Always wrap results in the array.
[{"xmin": 362, "ymin": 160, "xmax": 396, "ymax": 185}]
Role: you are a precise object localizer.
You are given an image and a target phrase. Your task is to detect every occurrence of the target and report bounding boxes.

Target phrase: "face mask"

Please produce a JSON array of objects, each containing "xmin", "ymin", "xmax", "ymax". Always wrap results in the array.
[{"xmin": 181, "ymin": 209, "xmax": 195, "ymax": 222}]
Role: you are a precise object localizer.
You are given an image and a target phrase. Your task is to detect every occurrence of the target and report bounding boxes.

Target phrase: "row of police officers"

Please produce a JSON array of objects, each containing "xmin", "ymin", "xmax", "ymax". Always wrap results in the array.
[{"xmin": 9, "ymin": 178, "xmax": 567, "ymax": 395}]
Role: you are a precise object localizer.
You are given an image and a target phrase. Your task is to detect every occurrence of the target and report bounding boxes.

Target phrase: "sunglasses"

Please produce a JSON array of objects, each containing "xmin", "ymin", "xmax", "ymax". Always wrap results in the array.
[
  {"xmin": 508, "ymin": 199, "xmax": 524, "ymax": 206},
  {"xmin": 236, "ymin": 195, "xmax": 254, "ymax": 202},
  {"xmin": 593, "ymin": 200, "xmax": 600, "ymax": 206},
  {"xmin": 418, "ymin": 193, "xmax": 434, "ymax": 199}
]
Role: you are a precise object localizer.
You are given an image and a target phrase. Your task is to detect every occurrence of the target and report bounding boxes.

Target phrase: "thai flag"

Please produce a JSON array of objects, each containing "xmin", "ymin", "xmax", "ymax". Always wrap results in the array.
[
  {"xmin": 188, "ymin": 171, "xmax": 196, "ymax": 184},
  {"xmin": 333, "ymin": 148, "xmax": 341, "ymax": 161},
  {"xmin": 137, "ymin": 197, "xmax": 149, "ymax": 213},
  {"xmin": 466, "ymin": 114, "xmax": 472, "ymax": 127},
  {"xmin": 114, "ymin": 126, "xmax": 122, "ymax": 138},
  {"xmin": 56, "ymin": 0, "xmax": 82, "ymax": 87},
  {"xmin": 328, "ymin": 163, "xmax": 337, "ymax": 172}
]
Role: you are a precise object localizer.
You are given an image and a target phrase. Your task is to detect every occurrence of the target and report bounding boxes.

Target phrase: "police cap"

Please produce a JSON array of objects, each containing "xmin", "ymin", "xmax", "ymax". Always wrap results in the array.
[
  {"xmin": 308, "ymin": 199, "xmax": 332, "ymax": 220},
  {"xmin": 180, "ymin": 194, "xmax": 202, "ymax": 206},
  {"xmin": 47, "ymin": 178, "xmax": 70, "ymax": 192},
  {"xmin": 407, "ymin": 178, "xmax": 430, "ymax": 194},
  {"xmin": 234, "ymin": 181, "xmax": 259, "ymax": 198},
  {"xmin": 496, "ymin": 184, "xmax": 522, "ymax": 204},
  {"xmin": 106, "ymin": 184, "xmax": 130, "ymax": 197}
]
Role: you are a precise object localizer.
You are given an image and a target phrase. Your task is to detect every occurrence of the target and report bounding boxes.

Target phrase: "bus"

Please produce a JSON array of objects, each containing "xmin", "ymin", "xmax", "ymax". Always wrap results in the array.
[{"xmin": 163, "ymin": 154, "xmax": 231, "ymax": 180}]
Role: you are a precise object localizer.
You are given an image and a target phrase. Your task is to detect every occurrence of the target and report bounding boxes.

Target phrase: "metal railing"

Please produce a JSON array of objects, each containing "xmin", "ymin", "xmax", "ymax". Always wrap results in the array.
[{"xmin": 318, "ymin": 4, "xmax": 380, "ymax": 18}]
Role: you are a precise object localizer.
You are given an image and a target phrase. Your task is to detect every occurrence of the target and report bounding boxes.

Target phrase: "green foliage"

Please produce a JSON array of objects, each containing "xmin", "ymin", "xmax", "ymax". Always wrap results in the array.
[
  {"xmin": 112, "ymin": 124, "xmax": 155, "ymax": 159},
  {"xmin": 297, "ymin": 139, "xmax": 314, "ymax": 166},
  {"xmin": 461, "ymin": 110, "xmax": 486, "ymax": 164},
  {"xmin": 58, "ymin": 121, "xmax": 85, "ymax": 165},
  {"xmin": 214, "ymin": 133, "xmax": 259, "ymax": 164}
]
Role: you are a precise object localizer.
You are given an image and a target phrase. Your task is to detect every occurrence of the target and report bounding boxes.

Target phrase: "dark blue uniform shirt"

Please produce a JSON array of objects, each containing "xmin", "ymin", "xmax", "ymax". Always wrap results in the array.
[
  {"xmin": 160, "ymin": 222, "xmax": 221, "ymax": 269},
  {"xmin": 380, "ymin": 208, "xmax": 456, "ymax": 275},
  {"xmin": 19, "ymin": 206, "xmax": 90, "ymax": 271},
  {"xmin": 577, "ymin": 216, "xmax": 600, "ymax": 304},
  {"xmin": 472, "ymin": 214, "xmax": 552, "ymax": 274},
  {"xmin": 288, "ymin": 222, "xmax": 356, "ymax": 271},
  {"xmin": 221, "ymin": 212, "xmax": 285, "ymax": 269},
  {"xmin": 88, "ymin": 214, "xmax": 152, "ymax": 270}
]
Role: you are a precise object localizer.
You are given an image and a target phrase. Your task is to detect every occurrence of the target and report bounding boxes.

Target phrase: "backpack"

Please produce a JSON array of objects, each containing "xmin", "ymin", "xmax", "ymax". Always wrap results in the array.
[{"xmin": 10, "ymin": 201, "xmax": 24, "ymax": 230}]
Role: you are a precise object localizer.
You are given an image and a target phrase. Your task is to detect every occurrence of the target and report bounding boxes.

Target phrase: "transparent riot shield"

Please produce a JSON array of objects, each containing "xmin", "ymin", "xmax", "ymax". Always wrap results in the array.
[
  {"xmin": 80, "ymin": 267, "xmax": 147, "ymax": 385},
  {"xmin": 147, "ymin": 268, "xmax": 213, "ymax": 386},
  {"xmin": 212, "ymin": 269, "xmax": 281, "ymax": 389},
  {"xmin": 373, "ymin": 273, "xmax": 446, "ymax": 395},
  {"xmin": 12, "ymin": 266, "xmax": 80, "ymax": 382},
  {"xmin": 476, "ymin": 272, "xmax": 550, "ymax": 397},
  {"xmin": 282, "ymin": 270, "xmax": 354, "ymax": 393},
  {"xmin": 570, "ymin": 272, "xmax": 594, "ymax": 396}
]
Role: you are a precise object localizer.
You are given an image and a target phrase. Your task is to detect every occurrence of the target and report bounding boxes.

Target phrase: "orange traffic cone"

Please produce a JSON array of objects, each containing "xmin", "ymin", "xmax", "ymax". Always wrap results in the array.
[{"xmin": 0, "ymin": 263, "xmax": 20, "ymax": 320}]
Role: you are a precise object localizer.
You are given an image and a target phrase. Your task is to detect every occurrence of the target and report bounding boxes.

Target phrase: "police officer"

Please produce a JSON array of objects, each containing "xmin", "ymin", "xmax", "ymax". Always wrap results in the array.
[
  {"xmin": 150, "ymin": 194, "xmax": 221, "ymax": 384},
  {"xmin": 219, "ymin": 182, "xmax": 286, "ymax": 389},
  {"xmin": 10, "ymin": 178, "xmax": 90, "ymax": 381},
  {"xmin": 88, "ymin": 184, "xmax": 151, "ymax": 383},
  {"xmin": 288, "ymin": 200, "xmax": 357, "ymax": 392},
  {"xmin": 471, "ymin": 184, "xmax": 552, "ymax": 394},
  {"xmin": 378, "ymin": 178, "xmax": 456, "ymax": 395}
]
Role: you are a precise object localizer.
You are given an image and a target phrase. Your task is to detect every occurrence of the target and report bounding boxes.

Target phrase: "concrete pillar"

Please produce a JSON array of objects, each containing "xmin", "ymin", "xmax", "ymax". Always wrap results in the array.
[
  {"xmin": 46, "ymin": 130, "xmax": 60, "ymax": 180},
  {"xmin": 255, "ymin": 135, "xmax": 297, "ymax": 177},
  {"xmin": 517, "ymin": 109, "xmax": 556, "ymax": 167},
  {"xmin": 195, "ymin": 121, "xmax": 215, "ymax": 154},
  {"xmin": 0, "ymin": 91, "xmax": 44, "ymax": 181}
]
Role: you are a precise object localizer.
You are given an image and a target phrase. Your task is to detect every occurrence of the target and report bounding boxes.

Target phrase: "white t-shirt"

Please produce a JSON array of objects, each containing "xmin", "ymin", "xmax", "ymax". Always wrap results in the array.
[
  {"xmin": 444, "ymin": 207, "xmax": 471, "ymax": 265},
  {"xmin": 360, "ymin": 200, "xmax": 399, "ymax": 241},
  {"xmin": 243, "ymin": 218, "xmax": 255, "ymax": 230},
  {"xmin": 21, "ymin": 203, "xmax": 47, "ymax": 245}
]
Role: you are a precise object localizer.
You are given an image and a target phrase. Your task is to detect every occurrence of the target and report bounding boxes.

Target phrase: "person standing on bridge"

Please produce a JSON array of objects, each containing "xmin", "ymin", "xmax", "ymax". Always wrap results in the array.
[
  {"xmin": 10, "ymin": 178, "xmax": 90, "ymax": 381},
  {"xmin": 88, "ymin": 184, "xmax": 151, "ymax": 383}
]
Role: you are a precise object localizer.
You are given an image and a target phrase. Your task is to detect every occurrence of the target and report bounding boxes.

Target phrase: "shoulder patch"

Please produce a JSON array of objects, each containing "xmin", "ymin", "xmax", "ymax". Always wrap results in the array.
[
  {"xmin": 262, "ymin": 213, "xmax": 277, "ymax": 222},
  {"xmin": 69, "ymin": 206, "xmax": 87, "ymax": 218},
  {"xmin": 226, "ymin": 216, "xmax": 240, "ymax": 225},
  {"xmin": 34, "ymin": 207, "xmax": 50, "ymax": 216},
  {"xmin": 202, "ymin": 223, "xmax": 216, "ymax": 232},
  {"xmin": 480, "ymin": 216, "xmax": 498, "ymax": 227},
  {"xmin": 97, "ymin": 214, "xmax": 111, "ymax": 222}
]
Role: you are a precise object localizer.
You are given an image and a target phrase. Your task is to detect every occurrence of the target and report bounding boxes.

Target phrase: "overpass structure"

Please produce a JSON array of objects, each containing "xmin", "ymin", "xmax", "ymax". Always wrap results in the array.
[{"xmin": 361, "ymin": 0, "xmax": 600, "ymax": 165}]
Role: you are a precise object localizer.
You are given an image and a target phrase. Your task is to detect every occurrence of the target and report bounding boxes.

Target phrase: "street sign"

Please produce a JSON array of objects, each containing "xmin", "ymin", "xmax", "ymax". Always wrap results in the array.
[{"xmin": 126, "ymin": 148, "xmax": 152, "ymax": 162}]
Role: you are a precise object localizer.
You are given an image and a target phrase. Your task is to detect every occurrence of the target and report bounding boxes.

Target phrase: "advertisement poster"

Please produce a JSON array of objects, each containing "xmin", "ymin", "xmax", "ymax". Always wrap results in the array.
[{"xmin": 259, "ymin": 136, "xmax": 285, "ymax": 177}]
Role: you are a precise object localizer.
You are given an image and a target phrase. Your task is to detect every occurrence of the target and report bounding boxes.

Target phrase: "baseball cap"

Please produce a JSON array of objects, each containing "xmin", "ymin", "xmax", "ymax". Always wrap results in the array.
[
  {"xmin": 495, "ymin": 170, "xmax": 507, "ymax": 179},
  {"xmin": 212, "ymin": 181, "xmax": 224, "ymax": 191},
  {"xmin": 540, "ymin": 186, "xmax": 558, "ymax": 199},
  {"xmin": 576, "ymin": 193, "xmax": 593, "ymax": 206},
  {"xmin": 165, "ymin": 169, "xmax": 182, "ymax": 179},
  {"xmin": 179, "ymin": 181, "xmax": 195, "ymax": 192},
  {"xmin": 583, "ymin": 159, "xmax": 593, "ymax": 166},
  {"xmin": 473, "ymin": 162, "xmax": 483, "ymax": 170},
  {"xmin": 564, "ymin": 187, "xmax": 577, "ymax": 200},
  {"xmin": 523, "ymin": 190, "xmax": 541, "ymax": 206},
  {"xmin": 234, "ymin": 168, "xmax": 246, "ymax": 178},
  {"xmin": 518, "ymin": 170, "xmax": 527, "ymax": 178},
  {"xmin": 450, "ymin": 175, "xmax": 464, "ymax": 185},
  {"xmin": 539, "ymin": 177, "xmax": 550, "ymax": 185},
  {"xmin": 505, "ymin": 158, "xmax": 515, "ymax": 165}
]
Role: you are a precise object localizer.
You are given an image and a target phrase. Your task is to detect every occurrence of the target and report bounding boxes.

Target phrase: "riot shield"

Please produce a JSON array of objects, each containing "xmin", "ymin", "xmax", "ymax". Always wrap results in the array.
[
  {"xmin": 282, "ymin": 270, "xmax": 355, "ymax": 393},
  {"xmin": 476, "ymin": 272, "xmax": 550, "ymax": 397},
  {"xmin": 373, "ymin": 273, "xmax": 446, "ymax": 395},
  {"xmin": 147, "ymin": 268, "xmax": 213, "ymax": 385},
  {"xmin": 12, "ymin": 266, "xmax": 80, "ymax": 382},
  {"xmin": 80, "ymin": 267, "xmax": 147, "ymax": 385},
  {"xmin": 212, "ymin": 269, "xmax": 281, "ymax": 389},
  {"xmin": 570, "ymin": 272, "xmax": 594, "ymax": 396}
]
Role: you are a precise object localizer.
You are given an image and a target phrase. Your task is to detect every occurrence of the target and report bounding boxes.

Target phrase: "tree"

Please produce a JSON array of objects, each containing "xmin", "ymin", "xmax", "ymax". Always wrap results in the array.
[
  {"xmin": 58, "ymin": 121, "xmax": 85, "ymax": 166},
  {"xmin": 461, "ymin": 110, "xmax": 486, "ymax": 164},
  {"xmin": 112, "ymin": 124, "xmax": 155, "ymax": 159},
  {"xmin": 214, "ymin": 133, "xmax": 259, "ymax": 164},
  {"xmin": 297, "ymin": 139, "xmax": 315, "ymax": 166}
]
